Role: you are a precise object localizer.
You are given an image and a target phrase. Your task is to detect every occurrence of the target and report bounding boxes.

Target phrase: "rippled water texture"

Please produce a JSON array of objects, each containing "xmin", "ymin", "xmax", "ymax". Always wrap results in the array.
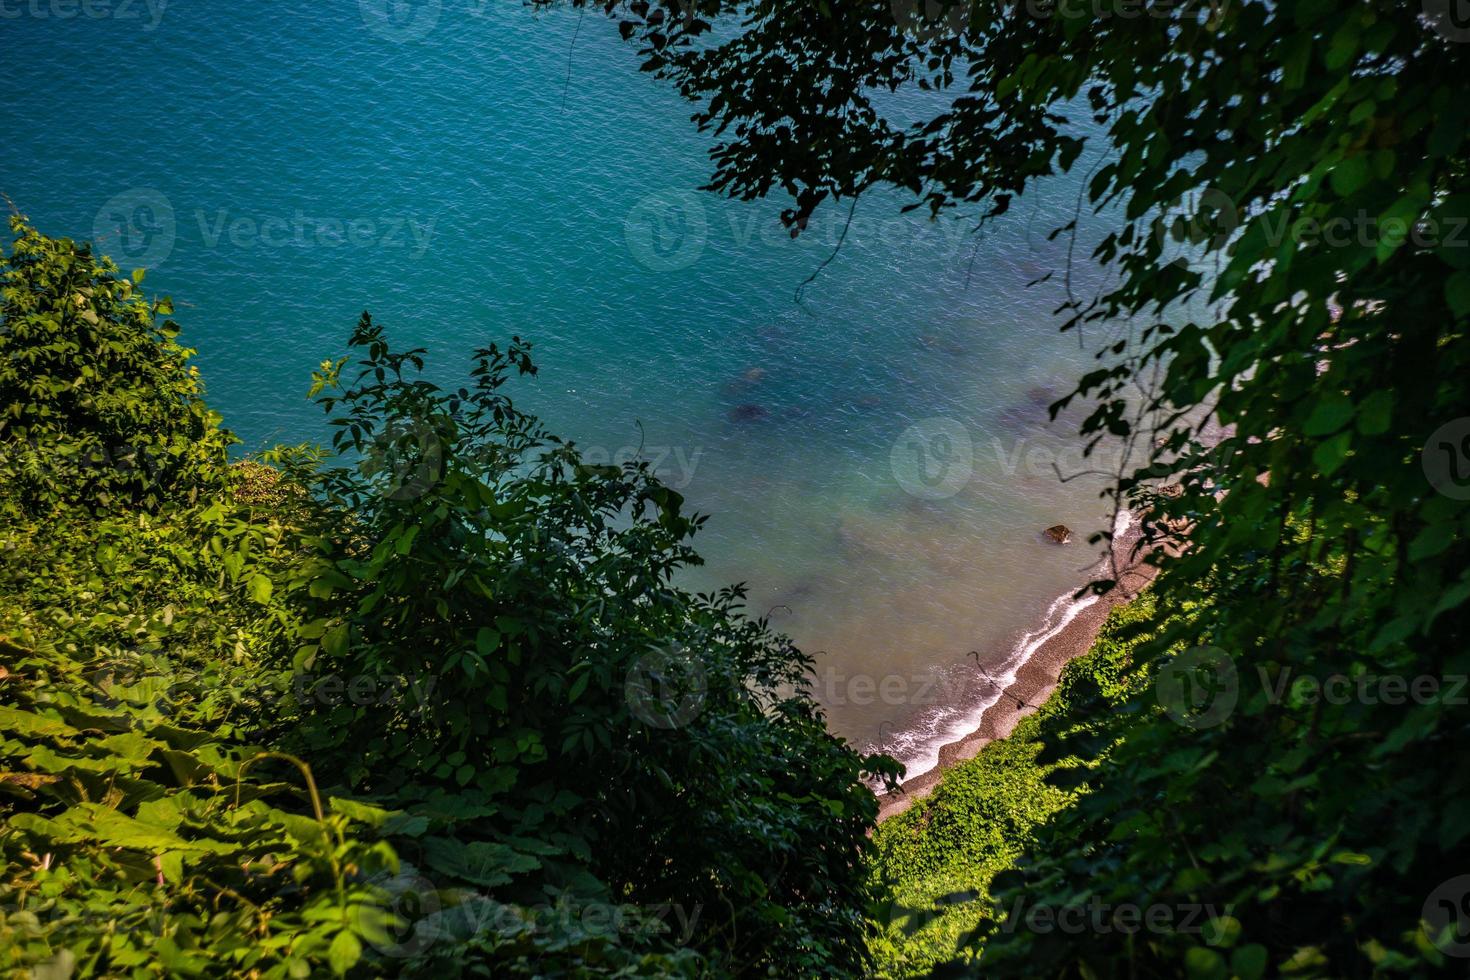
[{"xmin": 2, "ymin": 1, "xmax": 1131, "ymax": 767}]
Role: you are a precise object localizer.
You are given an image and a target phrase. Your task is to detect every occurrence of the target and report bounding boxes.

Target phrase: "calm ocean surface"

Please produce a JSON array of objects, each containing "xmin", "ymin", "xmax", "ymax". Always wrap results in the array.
[{"xmin": 2, "ymin": 1, "xmax": 1127, "ymax": 774}]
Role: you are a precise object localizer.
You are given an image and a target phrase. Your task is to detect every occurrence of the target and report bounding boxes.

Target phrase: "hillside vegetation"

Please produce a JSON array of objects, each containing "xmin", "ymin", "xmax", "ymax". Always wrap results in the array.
[
  {"xmin": 868, "ymin": 596, "xmax": 1169, "ymax": 978},
  {"xmin": 0, "ymin": 218, "xmax": 900, "ymax": 978}
]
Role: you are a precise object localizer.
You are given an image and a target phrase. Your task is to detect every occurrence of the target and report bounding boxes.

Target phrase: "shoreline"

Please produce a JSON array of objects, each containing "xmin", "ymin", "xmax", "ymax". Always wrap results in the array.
[{"xmin": 875, "ymin": 512, "xmax": 1156, "ymax": 823}]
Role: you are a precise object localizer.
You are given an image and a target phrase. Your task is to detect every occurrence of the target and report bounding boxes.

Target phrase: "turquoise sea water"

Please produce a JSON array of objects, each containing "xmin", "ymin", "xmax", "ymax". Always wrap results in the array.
[{"xmin": 2, "ymin": 1, "xmax": 1126, "ymax": 773}]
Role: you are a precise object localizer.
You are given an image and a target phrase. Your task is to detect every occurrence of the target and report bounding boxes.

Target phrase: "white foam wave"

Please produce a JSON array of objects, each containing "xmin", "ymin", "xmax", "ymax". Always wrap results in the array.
[
  {"xmin": 873, "ymin": 508, "xmax": 1135, "ymax": 784},
  {"xmin": 878, "ymin": 588, "xmax": 1098, "ymax": 781}
]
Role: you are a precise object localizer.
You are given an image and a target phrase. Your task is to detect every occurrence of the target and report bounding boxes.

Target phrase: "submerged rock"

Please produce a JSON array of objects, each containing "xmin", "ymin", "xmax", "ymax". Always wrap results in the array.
[
  {"xmin": 917, "ymin": 333, "xmax": 969, "ymax": 356},
  {"xmin": 728, "ymin": 403, "xmax": 770, "ymax": 423},
  {"xmin": 1043, "ymin": 524, "xmax": 1072, "ymax": 544},
  {"xmin": 1024, "ymin": 385, "xmax": 1058, "ymax": 410},
  {"xmin": 997, "ymin": 384, "xmax": 1063, "ymax": 431},
  {"xmin": 722, "ymin": 366, "xmax": 768, "ymax": 396},
  {"xmin": 756, "ymin": 323, "xmax": 795, "ymax": 345}
]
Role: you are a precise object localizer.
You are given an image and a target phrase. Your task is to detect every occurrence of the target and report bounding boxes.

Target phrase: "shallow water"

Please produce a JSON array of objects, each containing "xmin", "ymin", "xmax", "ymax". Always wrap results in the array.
[{"xmin": 2, "ymin": 1, "xmax": 1130, "ymax": 770}]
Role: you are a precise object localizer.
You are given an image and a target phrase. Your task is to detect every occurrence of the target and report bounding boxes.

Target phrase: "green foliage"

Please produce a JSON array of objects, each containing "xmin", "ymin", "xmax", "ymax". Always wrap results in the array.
[
  {"xmin": 0, "ymin": 220, "xmax": 898, "ymax": 978},
  {"xmin": 574, "ymin": 0, "xmax": 1470, "ymax": 974},
  {"xmin": 0, "ymin": 491, "xmax": 400, "ymax": 977},
  {"xmin": 0, "ymin": 217, "xmax": 232, "ymax": 516},
  {"xmin": 868, "ymin": 716, "xmax": 1067, "ymax": 979},
  {"xmin": 280, "ymin": 313, "xmax": 901, "ymax": 977},
  {"xmin": 867, "ymin": 596, "xmax": 1167, "ymax": 978}
]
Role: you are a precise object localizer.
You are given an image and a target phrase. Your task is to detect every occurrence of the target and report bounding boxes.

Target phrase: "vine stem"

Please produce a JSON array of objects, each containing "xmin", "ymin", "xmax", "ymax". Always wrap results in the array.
[{"xmin": 236, "ymin": 751, "xmax": 349, "ymax": 921}]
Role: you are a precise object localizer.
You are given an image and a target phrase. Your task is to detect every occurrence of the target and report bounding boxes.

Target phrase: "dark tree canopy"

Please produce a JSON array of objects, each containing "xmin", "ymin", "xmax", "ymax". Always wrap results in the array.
[{"xmin": 567, "ymin": 0, "xmax": 1470, "ymax": 974}]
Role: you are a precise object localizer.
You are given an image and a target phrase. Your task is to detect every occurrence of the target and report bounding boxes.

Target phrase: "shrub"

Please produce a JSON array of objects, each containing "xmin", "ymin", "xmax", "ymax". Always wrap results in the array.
[
  {"xmin": 0, "ymin": 221, "xmax": 898, "ymax": 978},
  {"xmin": 0, "ymin": 218, "xmax": 231, "ymax": 516},
  {"xmin": 282, "ymin": 313, "xmax": 901, "ymax": 976}
]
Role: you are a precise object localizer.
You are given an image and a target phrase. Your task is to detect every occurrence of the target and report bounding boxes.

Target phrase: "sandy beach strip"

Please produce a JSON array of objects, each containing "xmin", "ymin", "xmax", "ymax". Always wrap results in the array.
[{"xmin": 875, "ymin": 515, "xmax": 1158, "ymax": 824}]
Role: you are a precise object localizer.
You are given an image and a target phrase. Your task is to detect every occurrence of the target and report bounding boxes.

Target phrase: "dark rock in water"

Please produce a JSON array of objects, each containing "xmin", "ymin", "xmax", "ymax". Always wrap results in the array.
[
  {"xmin": 1044, "ymin": 524, "xmax": 1072, "ymax": 544},
  {"xmin": 917, "ymin": 333, "xmax": 968, "ymax": 356},
  {"xmin": 995, "ymin": 406, "xmax": 1031, "ymax": 430},
  {"xmin": 1025, "ymin": 385, "xmax": 1058, "ymax": 409},
  {"xmin": 786, "ymin": 582, "xmax": 816, "ymax": 602},
  {"xmin": 722, "ymin": 366, "xmax": 768, "ymax": 397},
  {"xmin": 728, "ymin": 403, "xmax": 770, "ymax": 423},
  {"xmin": 756, "ymin": 323, "xmax": 795, "ymax": 345},
  {"xmin": 998, "ymin": 384, "xmax": 1062, "ymax": 430},
  {"xmin": 1017, "ymin": 258, "xmax": 1052, "ymax": 284}
]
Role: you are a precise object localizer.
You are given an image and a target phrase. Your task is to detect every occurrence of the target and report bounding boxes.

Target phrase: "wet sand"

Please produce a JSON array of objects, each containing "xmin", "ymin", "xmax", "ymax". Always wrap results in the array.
[{"xmin": 875, "ymin": 514, "xmax": 1157, "ymax": 823}]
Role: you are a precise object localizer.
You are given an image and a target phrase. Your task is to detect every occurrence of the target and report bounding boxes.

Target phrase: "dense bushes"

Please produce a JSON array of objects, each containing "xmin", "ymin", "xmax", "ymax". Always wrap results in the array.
[
  {"xmin": 280, "ymin": 312, "xmax": 901, "ymax": 974},
  {"xmin": 0, "ymin": 219, "xmax": 897, "ymax": 978},
  {"xmin": 0, "ymin": 221, "xmax": 231, "ymax": 516}
]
